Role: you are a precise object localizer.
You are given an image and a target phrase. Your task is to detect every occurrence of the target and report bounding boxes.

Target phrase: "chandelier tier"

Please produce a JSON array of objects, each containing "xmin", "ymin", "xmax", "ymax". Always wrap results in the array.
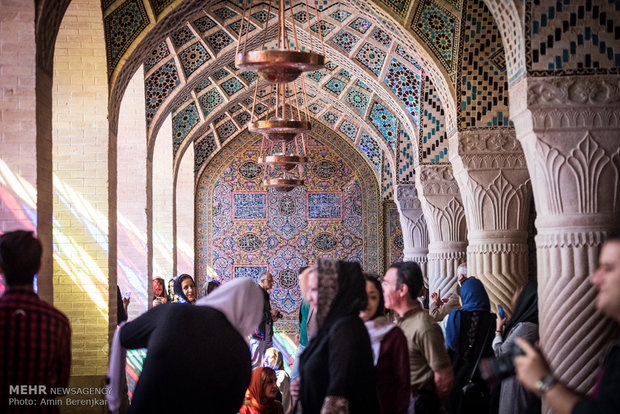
[{"xmin": 234, "ymin": 0, "xmax": 325, "ymax": 191}]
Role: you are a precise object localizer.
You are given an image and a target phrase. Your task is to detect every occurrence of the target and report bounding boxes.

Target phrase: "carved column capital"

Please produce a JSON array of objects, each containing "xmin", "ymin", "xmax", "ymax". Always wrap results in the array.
[
  {"xmin": 395, "ymin": 184, "xmax": 429, "ymax": 275},
  {"xmin": 449, "ymin": 128, "xmax": 528, "ymax": 171}
]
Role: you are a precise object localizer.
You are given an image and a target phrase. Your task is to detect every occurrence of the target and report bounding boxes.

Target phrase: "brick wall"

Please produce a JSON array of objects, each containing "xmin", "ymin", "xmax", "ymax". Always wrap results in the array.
[
  {"xmin": 52, "ymin": 0, "xmax": 109, "ymax": 377},
  {"xmin": 175, "ymin": 144, "xmax": 194, "ymax": 277},
  {"xmin": 117, "ymin": 66, "xmax": 148, "ymax": 320}
]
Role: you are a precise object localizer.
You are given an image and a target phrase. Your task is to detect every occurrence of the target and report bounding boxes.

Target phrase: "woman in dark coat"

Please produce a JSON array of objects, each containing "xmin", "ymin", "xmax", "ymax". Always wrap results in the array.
[
  {"xmin": 445, "ymin": 277, "xmax": 495, "ymax": 414},
  {"xmin": 298, "ymin": 259, "xmax": 380, "ymax": 414},
  {"xmin": 115, "ymin": 277, "xmax": 264, "ymax": 413}
]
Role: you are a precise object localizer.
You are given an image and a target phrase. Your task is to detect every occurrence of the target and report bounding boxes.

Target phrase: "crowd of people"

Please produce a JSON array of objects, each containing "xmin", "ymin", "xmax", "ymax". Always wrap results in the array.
[{"xmin": 1, "ymin": 229, "xmax": 620, "ymax": 413}]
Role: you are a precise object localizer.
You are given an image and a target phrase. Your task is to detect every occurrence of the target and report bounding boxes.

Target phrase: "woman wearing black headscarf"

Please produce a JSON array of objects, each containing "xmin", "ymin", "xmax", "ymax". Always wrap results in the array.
[
  {"xmin": 493, "ymin": 280, "xmax": 540, "ymax": 414},
  {"xmin": 297, "ymin": 259, "xmax": 380, "ymax": 414}
]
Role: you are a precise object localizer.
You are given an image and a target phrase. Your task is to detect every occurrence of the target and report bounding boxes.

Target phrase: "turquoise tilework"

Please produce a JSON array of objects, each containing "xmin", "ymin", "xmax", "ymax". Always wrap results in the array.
[
  {"xmin": 355, "ymin": 43, "xmax": 387, "ymax": 76},
  {"xmin": 369, "ymin": 102, "xmax": 398, "ymax": 151},
  {"xmin": 383, "ymin": 58, "xmax": 421, "ymax": 127},
  {"xmin": 178, "ymin": 43, "xmax": 211, "ymax": 77},
  {"xmin": 173, "ymin": 102, "xmax": 200, "ymax": 155}
]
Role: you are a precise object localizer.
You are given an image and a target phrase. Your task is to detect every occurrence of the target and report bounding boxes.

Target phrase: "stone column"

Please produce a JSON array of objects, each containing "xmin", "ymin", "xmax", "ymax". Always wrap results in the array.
[
  {"xmin": 415, "ymin": 165, "xmax": 468, "ymax": 295},
  {"xmin": 512, "ymin": 75, "xmax": 620, "ymax": 395},
  {"xmin": 449, "ymin": 129, "xmax": 532, "ymax": 311},
  {"xmin": 395, "ymin": 184, "xmax": 430, "ymax": 280}
]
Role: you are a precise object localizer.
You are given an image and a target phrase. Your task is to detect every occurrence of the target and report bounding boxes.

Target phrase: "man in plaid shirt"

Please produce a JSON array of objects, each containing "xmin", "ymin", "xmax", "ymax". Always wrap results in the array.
[{"xmin": 0, "ymin": 230, "xmax": 71, "ymax": 413}]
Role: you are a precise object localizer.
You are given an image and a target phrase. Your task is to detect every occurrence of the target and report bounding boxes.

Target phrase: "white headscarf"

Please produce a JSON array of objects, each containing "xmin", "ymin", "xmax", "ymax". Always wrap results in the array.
[{"xmin": 196, "ymin": 277, "xmax": 264, "ymax": 343}]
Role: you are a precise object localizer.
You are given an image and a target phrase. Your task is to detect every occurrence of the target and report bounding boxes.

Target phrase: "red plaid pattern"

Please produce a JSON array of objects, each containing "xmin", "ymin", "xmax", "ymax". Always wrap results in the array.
[{"xmin": 0, "ymin": 288, "xmax": 71, "ymax": 413}]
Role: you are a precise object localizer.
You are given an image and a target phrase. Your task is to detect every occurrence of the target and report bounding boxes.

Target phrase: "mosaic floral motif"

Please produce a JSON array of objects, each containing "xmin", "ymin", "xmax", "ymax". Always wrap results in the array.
[
  {"xmin": 239, "ymin": 71, "xmax": 258, "ymax": 84},
  {"xmin": 310, "ymin": 20, "xmax": 336, "ymax": 37},
  {"xmin": 377, "ymin": 0, "xmax": 413, "ymax": 18},
  {"xmin": 205, "ymin": 30, "xmax": 234, "ymax": 54},
  {"xmin": 234, "ymin": 111, "xmax": 252, "ymax": 126},
  {"xmin": 355, "ymin": 43, "xmax": 387, "ymax": 75},
  {"xmin": 293, "ymin": 10, "xmax": 315, "ymax": 23},
  {"xmin": 173, "ymin": 102, "xmax": 199, "ymax": 154},
  {"xmin": 144, "ymin": 41, "xmax": 169, "ymax": 72},
  {"xmin": 358, "ymin": 131, "xmax": 382, "ymax": 170},
  {"xmin": 171, "ymin": 26, "xmax": 195, "ymax": 48},
  {"xmin": 395, "ymin": 44, "xmax": 423, "ymax": 70},
  {"xmin": 383, "ymin": 58, "xmax": 421, "ymax": 126},
  {"xmin": 268, "ymin": 186, "xmax": 308, "ymax": 239},
  {"xmin": 313, "ymin": 233, "xmax": 338, "ymax": 251},
  {"xmin": 348, "ymin": 17, "xmax": 372, "ymax": 34},
  {"xmin": 193, "ymin": 15, "xmax": 217, "ymax": 33},
  {"xmin": 336, "ymin": 68, "xmax": 352, "ymax": 81},
  {"xmin": 323, "ymin": 77, "xmax": 346, "ymax": 96},
  {"xmin": 238, "ymin": 233, "xmax": 262, "ymax": 252},
  {"xmin": 104, "ymin": 0, "xmax": 149, "ymax": 74},
  {"xmin": 216, "ymin": 120, "xmax": 238, "ymax": 141},
  {"xmin": 213, "ymin": 113, "xmax": 228, "ymax": 125},
  {"xmin": 239, "ymin": 161, "xmax": 262, "ymax": 179},
  {"xmin": 339, "ymin": 120, "xmax": 359, "ymax": 141},
  {"xmin": 307, "ymin": 70, "xmax": 327, "ymax": 83},
  {"xmin": 197, "ymin": 125, "xmax": 381, "ymax": 320},
  {"xmin": 344, "ymin": 88, "xmax": 370, "ymax": 115},
  {"xmin": 369, "ymin": 102, "xmax": 398, "ymax": 151},
  {"xmin": 220, "ymin": 77, "xmax": 244, "ymax": 96},
  {"xmin": 279, "ymin": 269, "xmax": 297, "ymax": 289},
  {"xmin": 279, "ymin": 197, "xmax": 295, "ymax": 216},
  {"xmin": 312, "ymin": 161, "xmax": 336, "ymax": 179},
  {"xmin": 254, "ymin": 103, "xmax": 268, "ymax": 115},
  {"xmin": 194, "ymin": 78, "xmax": 212, "ymax": 93},
  {"xmin": 324, "ymin": 61, "xmax": 337, "ymax": 71},
  {"xmin": 178, "ymin": 43, "xmax": 211, "ymax": 77},
  {"xmin": 371, "ymin": 28, "xmax": 393, "ymax": 47},
  {"xmin": 251, "ymin": 10, "xmax": 275, "ymax": 24},
  {"xmin": 328, "ymin": 9, "xmax": 352, "ymax": 22},
  {"xmin": 330, "ymin": 30, "xmax": 360, "ymax": 53},
  {"xmin": 213, "ymin": 68, "xmax": 230, "ymax": 81},
  {"xmin": 411, "ymin": 0, "xmax": 459, "ymax": 74},
  {"xmin": 194, "ymin": 132, "xmax": 218, "ymax": 175},
  {"xmin": 172, "ymin": 94, "xmax": 191, "ymax": 112},
  {"xmin": 213, "ymin": 7, "xmax": 238, "ymax": 21},
  {"xmin": 145, "ymin": 59, "xmax": 180, "ymax": 125},
  {"xmin": 229, "ymin": 20, "xmax": 256, "ymax": 35},
  {"xmin": 198, "ymin": 88, "xmax": 224, "ymax": 117},
  {"xmin": 308, "ymin": 103, "xmax": 323, "ymax": 113},
  {"xmin": 321, "ymin": 111, "xmax": 340, "ymax": 126}
]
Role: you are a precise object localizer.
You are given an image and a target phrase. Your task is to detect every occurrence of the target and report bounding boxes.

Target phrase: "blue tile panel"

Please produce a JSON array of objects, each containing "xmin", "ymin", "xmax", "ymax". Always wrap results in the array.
[
  {"xmin": 233, "ymin": 193, "xmax": 267, "ymax": 219},
  {"xmin": 369, "ymin": 102, "xmax": 398, "ymax": 151},
  {"xmin": 358, "ymin": 131, "xmax": 382, "ymax": 170},
  {"xmin": 178, "ymin": 43, "xmax": 211, "ymax": 77},
  {"xmin": 145, "ymin": 58, "xmax": 180, "ymax": 126},
  {"xmin": 173, "ymin": 102, "xmax": 200, "ymax": 155},
  {"xmin": 383, "ymin": 58, "xmax": 421, "ymax": 127},
  {"xmin": 355, "ymin": 43, "xmax": 387, "ymax": 76},
  {"xmin": 308, "ymin": 193, "xmax": 342, "ymax": 219}
]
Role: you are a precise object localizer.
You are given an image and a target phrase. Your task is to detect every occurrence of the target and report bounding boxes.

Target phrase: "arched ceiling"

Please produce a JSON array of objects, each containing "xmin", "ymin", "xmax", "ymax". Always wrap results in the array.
[{"xmin": 103, "ymin": 0, "xmax": 514, "ymax": 200}]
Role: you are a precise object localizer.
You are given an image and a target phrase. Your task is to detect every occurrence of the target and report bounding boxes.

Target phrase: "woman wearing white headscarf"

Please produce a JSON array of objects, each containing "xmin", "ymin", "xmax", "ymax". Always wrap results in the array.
[{"xmin": 108, "ymin": 277, "xmax": 264, "ymax": 414}]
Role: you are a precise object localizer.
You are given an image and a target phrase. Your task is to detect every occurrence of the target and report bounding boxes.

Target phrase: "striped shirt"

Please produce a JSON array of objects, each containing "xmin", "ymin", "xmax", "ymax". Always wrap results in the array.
[{"xmin": 0, "ymin": 288, "xmax": 71, "ymax": 413}]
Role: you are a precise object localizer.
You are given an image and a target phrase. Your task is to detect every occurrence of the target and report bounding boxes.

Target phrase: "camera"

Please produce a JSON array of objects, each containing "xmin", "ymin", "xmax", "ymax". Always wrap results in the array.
[
  {"xmin": 479, "ymin": 343, "xmax": 525, "ymax": 386},
  {"xmin": 275, "ymin": 311, "xmax": 283, "ymax": 319}
]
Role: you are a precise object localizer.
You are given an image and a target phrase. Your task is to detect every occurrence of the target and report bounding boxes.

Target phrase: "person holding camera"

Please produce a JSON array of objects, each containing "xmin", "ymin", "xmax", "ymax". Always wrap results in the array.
[
  {"xmin": 492, "ymin": 280, "xmax": 540, "ymax": 414},
  {"xmin": 252, "ymin": 272, "xmax": 282, "ymax": 368},
  {"xmin": 514, "ymin": 232, "xmax": 620, "ymax": 414}
]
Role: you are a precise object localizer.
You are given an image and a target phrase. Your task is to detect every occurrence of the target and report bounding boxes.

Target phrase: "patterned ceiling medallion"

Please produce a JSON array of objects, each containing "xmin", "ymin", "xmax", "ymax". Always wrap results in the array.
[
  {"xmin": 280, "ymin": 196, "xmax": 295, "ymax": 216},
  {"xmin": 279, "ymin": 269, "xmax": 297, "ymax": 289},
  {"xmin": 312, "ymin": 161, "xmax": 336, "ymax": 179},
  {"xmin": 313, "ymin": 233, "xmax": 338, "ymax": 251},
  {"xmin": 239, "ymin": 161, "xmax": 262, "ymax": 179},
  {"xmin": 238, "ymin": 233, "xmax": 262, "ymax": 252}
]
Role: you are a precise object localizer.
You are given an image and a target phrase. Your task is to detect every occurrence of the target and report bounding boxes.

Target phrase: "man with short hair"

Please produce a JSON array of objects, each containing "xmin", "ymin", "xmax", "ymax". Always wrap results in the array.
[
  {"xmin": 515, "ymin": 232, "xmax": 620, "ymax": 413},
  {"xmin": 429, "ymin": 262, "xmax": 467, "ymax": 322},
  {"xmin": 251, "ymin": 271, "xmax": 281, "ymax": 367},
  {"xmin": 383, "ymin": 261, "xmax": 453, "ymax": 414},
  {"xmin": 0, "ymin": 230, "xmax": 71, "ymax": 413}
]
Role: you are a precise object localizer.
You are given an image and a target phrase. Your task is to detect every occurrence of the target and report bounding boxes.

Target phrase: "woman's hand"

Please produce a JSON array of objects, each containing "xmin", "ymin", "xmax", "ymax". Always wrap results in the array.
[
  {"xmin": 290, "ymin": 378, "xmax": 300, "ymax": 401},
  {"xmin": 496, "ymin": 305, "xmax": 507, "ymax": 332}
]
